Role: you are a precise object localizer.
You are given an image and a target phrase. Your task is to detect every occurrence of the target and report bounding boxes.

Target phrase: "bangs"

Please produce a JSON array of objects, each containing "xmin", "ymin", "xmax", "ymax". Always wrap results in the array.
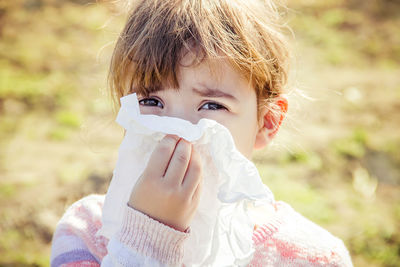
[
  {"xmin": 125, "ymin": 35, "xmax": 208, "ymax": 97},
  {"xmin": 109, "ymin": 0, "xmax": 289, "ymax": 109}
]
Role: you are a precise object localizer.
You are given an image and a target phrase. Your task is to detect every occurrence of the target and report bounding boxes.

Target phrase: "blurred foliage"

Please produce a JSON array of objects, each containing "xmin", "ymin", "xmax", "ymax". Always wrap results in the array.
[
  {"xmin": 288, "ymin": 0, "xmax": 400, "ymax": 67},
  {"xmin": 0, "ymin": 0, "xmax": 399, "ymax": 266},
  {"xmin": 333, "ymin": 128, "xmax": 368, "ymax": 158}
]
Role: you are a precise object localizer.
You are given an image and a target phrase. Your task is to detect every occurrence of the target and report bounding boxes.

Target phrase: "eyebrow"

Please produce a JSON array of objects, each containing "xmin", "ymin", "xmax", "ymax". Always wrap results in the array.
[{"xmin": 192, "ymin": 87, "xmax": 238, "ymax": 102}]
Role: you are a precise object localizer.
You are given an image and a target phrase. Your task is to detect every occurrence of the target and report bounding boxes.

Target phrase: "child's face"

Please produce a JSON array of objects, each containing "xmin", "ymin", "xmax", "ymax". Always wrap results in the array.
[{"xmin": 137, "ymin": 56, "xmax": 262, "ymax": 158}]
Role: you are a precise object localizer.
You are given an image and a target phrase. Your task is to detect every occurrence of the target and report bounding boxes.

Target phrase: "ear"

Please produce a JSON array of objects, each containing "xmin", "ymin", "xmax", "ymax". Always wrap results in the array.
[{"xmin": 254, "ymin": 96, "xmax": 288, "ymax": 150}]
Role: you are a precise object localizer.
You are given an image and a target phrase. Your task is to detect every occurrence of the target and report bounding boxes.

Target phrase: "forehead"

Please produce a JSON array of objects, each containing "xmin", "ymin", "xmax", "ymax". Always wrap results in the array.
[
  {"xmin": 181, "ymin": 55, "xmax": 241, "ymax": 83},
  {"xmin": 130, "ymin": 49, "xmax": 253, "ymax": 97},
  {"xmin": 177, "ymin": 54, "xmax": 254, "ymax": 98}
]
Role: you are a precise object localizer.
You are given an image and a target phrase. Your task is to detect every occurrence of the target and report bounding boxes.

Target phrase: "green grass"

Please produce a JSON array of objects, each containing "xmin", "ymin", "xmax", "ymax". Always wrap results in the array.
[
  {"xmin": 288, "ymin": 1, "xmax": 400, "ymax": 67},
  {"xmin": 0, "ymin": 183, "xmax": 16, "ymax": 199},
  {"xmin": 55, "ymin": 111, "xmax": 82, "ymax": 129}
]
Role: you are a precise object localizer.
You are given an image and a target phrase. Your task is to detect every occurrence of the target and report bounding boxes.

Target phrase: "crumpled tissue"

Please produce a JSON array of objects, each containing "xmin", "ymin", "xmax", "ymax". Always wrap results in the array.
[{"xmin": 98, "ymin": 93, "xmax": 275, "ymax": 266}]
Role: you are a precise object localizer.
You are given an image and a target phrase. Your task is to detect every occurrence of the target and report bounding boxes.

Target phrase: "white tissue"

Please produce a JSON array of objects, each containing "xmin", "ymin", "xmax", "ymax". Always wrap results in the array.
[{"xmin": 98, "ymin": 93, "xmax": 275, "ymax": 266}]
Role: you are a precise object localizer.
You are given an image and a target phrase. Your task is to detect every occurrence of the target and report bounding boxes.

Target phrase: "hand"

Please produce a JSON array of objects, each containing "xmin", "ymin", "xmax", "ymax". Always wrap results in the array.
[{"xmin": 128, "ymin": 135, "xmax": 203, "ymax": 232}]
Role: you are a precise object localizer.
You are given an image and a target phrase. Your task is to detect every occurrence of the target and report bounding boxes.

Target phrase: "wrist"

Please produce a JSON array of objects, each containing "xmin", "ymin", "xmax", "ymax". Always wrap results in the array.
[
  {"xmin": 119, "ymin": 204, "xmax": 189, "ymax": 265},
  {"xmin": 127, "ymin": 201, "xmax": 190, "ymax": 233}
]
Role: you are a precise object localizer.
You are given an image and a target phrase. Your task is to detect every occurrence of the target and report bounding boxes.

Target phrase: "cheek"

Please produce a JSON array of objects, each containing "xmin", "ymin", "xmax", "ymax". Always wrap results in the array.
[
  {"xmin": 225, "ymin": 119, "xmax": 258, "ymax": 159},
  {"xmin": 139, "ymin": 106, "xmax": 163, "ymax": 116}
]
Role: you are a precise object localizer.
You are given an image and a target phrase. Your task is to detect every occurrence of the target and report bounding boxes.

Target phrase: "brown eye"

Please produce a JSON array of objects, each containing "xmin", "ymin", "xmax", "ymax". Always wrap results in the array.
[
  {"xmin": 200, "ymin": 102, "xmax": 227, "ymax": 111},
  {"xmin": 139, "ymin": 98, "xmax": 164, "ymax": 108}
]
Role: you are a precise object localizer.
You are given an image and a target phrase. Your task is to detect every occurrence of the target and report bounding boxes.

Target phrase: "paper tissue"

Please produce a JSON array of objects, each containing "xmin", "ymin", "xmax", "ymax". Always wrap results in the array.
[{"xmin": 98, "ymin": 93, "xmax": 274, "ymax": 266}]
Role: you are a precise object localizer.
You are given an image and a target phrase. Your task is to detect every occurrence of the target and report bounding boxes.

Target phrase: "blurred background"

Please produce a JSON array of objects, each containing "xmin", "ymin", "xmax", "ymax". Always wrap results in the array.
[{"xmin": 0, "ymin": 0, "xmax": 399, "ymax": 266}]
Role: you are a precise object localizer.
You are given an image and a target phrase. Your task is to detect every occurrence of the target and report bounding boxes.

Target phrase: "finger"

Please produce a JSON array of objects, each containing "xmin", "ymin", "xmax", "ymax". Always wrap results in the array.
[
  {"xmin": 164, "ymin": 138, "xmax": 192, "ymax": 186},
  {"xmin": 144, "ymin": 134, "xmax": 179, "ymax": 178},
  {"xmin": 182, "ymin": 148, "xmax": 203, "ymax": 199},
  {"xmin": 191, "ymin": 172, "xmax": 203, "ymax": 204}
]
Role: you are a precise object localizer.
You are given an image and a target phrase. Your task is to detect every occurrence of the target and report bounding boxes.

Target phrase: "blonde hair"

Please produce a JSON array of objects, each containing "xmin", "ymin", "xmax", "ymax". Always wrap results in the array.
[{"xmin": 109, "ymin": 0, "xmax": 290, "ymax": 113}]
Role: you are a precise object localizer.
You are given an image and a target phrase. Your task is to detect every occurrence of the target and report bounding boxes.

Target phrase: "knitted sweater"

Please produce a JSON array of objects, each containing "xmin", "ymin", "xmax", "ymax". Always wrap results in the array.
[{"xmin": 50, "ymin": 194, "xmax": 353, "ymax": 266}]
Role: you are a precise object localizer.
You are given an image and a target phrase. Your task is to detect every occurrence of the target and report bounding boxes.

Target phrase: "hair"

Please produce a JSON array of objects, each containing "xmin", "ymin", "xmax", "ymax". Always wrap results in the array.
[{"xmin": 108, "ymin": 0, "xmax": 291, "ymax": 115}]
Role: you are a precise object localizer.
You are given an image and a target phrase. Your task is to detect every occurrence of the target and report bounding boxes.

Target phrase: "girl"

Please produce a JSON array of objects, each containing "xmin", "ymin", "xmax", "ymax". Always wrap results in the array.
[{"xmin": 51, "ymin": 0, "xmax": 353, "ymax": 266}]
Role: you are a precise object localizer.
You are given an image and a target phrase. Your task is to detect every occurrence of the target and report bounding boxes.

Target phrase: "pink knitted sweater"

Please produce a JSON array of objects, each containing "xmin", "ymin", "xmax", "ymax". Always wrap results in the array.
[{"xmin": 50, "ymin": 194, "xmax": 352, "ymax": 266}]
